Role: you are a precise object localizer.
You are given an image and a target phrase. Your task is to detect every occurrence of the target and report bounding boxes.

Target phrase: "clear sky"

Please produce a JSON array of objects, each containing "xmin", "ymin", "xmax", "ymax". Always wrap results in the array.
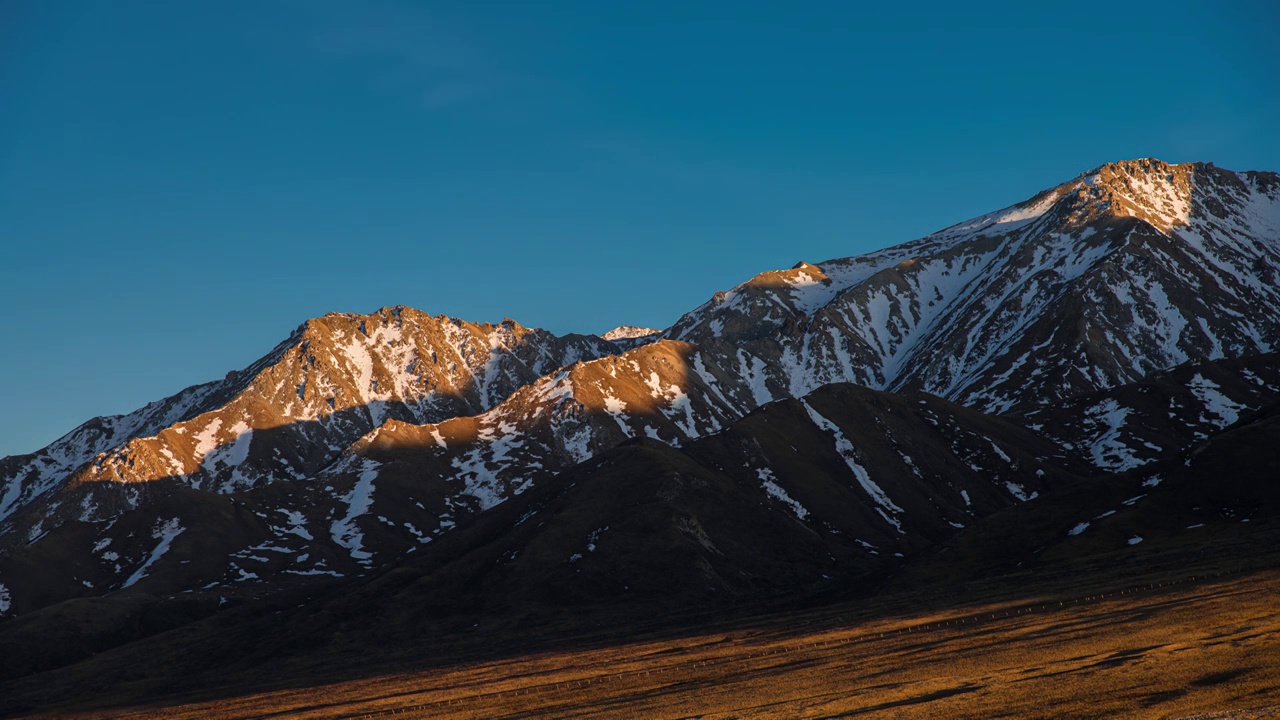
[{"xmin": 2, "ymin": 1, "xmax": 1277, "ymax": 456}]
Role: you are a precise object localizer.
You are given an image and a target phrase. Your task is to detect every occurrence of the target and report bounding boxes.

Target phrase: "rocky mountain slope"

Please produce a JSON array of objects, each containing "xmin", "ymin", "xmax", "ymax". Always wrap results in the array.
[
  {"xmin": 1, "ymin": 157, "xmax": 1277, "ymax": 634},
  {"xmin": 0, "ymin": 380, "xmax": 1083, "ymax": 680},
  {"xmin": 1017, "ymin": 352, "xmax": 1280, "ymax": 472},
  {"xmin": 325, "ymin": 382, "xmax": 1082, "ymax": 613},
  {"xmin": 278, "ymin": 158, "xmax": 1280, "ymax": 582},
  {"xmin": 666, "ymin": 159, "xmax": 1280, "ymax": 411},
  {"xmin": 4, "ymin": 377, "xmax": 1278, "ymax": 712},
  {"xmin": 1, "ymin": 309, "xmax": 616, "ymax": 520}
]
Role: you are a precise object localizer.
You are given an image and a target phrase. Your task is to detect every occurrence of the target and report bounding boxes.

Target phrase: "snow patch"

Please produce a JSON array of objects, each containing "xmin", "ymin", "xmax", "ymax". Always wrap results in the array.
[
  {"xmin": 783, "ymin": 270, "xmax": 838, "ymax": 313},
  {"xmin": 757, "ymin": 468, "xmax": 810, "ymax": 519},
  {"xmin": 587, "ymin": 526, "xmax": 608, "ymax": 552},
  {"xmin": 452, "ymin": 422, "xmax": 528, "ymax": 509},
  {"xmin": 122, "ymin": 518, "xmax": 185, "ymax": 589},
  {"xmin": 602, "ymin": 326, "xmax": 659, "ymax": 341},
  {"xmin": 736, "ymin": 350, "xmax": 773, "ymax": 405},
  {"xmin": 602, "ymin": 393, "xmax": 632, "ymax": 435},
  {"xmin": 201, "ymin": 420, "xmax": 254, "ymax": 487},
  {"xmin": 192, "ymin": 418, "xmax": 224, "ymax": 460},
  {"xmin": 331, "ymin": 460, "xmax": 379, "ymax": 563},
  {"xmin": 802, "ymin": 400, "xmax": 903, "ymax": 530},
  {"xmin": 1188, "ymin": 374, "xmax": 1246, "ymax": 427},
  {"xmin": 1084, "ymin": 399, "xmax": 1147, "ymax": 471},
  {"xmin": 278, "ymin": 510, "xmax": 313, "ymax": 540},
  {"xmin": 994, "ymin": 190, "xmax": 1061, "ymax": 227},
  {"xmin": 1004, "ymin": 482, "xmax": 1035, "ymax": 502}
]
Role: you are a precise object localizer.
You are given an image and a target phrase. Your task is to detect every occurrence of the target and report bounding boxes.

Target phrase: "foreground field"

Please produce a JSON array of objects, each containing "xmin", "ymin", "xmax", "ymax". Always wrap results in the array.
[{"xmin": 50, "ymin": 564, "xmax": 1273, "ymax": 720}]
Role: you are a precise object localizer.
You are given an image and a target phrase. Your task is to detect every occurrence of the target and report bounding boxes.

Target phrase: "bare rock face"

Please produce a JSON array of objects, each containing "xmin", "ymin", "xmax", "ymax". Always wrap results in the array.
[{"xmin": 2, "ymin": 158, "xmax": 1278, "ymax": 626}]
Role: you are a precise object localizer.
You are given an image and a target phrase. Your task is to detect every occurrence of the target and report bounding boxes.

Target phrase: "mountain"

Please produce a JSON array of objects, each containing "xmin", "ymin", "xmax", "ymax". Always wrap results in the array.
[
  {"xmin": 0, "ymin": 309, "xmax": 618, "ymax": 612},
  {"xmin": 0, "ymin": 380, "xmax": 1082, "ymax": 683},
  {"xmin": 1, "ymin": 372, "xmax": 1276, "ymax": 715},
  {"xmin": 284, "ymin": 159, "xmax": 1280, "ymax": 577},
  {"xmin": 2, "ymin": 158, "xmax": 1279, "ymax": 706},
  {"xmin": 336, "ymin": 382, "xmax": 1082, "ymax": 614},
  {"xmin": 665, "ymin": 159, "xmax": 1280, "ymax": 411},
  {"xmin": 599, "ymin": 325, "xmax": 661, "ymax": 347}
]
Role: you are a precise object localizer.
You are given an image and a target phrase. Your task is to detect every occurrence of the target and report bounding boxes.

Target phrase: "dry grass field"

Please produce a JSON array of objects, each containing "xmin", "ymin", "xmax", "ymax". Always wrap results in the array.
[{"xmin": 40, "ymin": 564, "xmax": 1274, "ymax": 720}]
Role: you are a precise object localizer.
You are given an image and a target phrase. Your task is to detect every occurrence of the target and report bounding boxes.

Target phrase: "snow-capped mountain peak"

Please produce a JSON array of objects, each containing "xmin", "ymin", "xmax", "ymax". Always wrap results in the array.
[{"xmin": 601, "ymin": 325, "xmax": 660, "ymax": 341}]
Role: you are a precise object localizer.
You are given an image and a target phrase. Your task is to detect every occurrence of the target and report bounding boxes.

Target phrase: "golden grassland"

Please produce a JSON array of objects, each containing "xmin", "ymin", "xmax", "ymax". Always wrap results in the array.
[{"xmin": 66, "ymin": 568, "xmax": 1280, "ymax": 720}]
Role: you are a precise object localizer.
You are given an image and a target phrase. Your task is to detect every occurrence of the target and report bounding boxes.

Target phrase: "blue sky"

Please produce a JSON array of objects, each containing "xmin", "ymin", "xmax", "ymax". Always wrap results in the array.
[{"xmin": 2, "ymin": 0, "xmax": 1277, "ymax": 456}]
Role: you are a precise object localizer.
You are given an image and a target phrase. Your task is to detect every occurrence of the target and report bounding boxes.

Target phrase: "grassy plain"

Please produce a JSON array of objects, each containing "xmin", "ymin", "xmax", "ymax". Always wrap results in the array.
[{"xmin": 44, "ymin": 559, "xmax": 1278, "ymax": 719}]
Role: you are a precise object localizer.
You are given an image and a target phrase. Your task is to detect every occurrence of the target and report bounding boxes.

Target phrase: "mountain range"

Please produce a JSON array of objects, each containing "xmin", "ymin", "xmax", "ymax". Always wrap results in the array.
[{"xmin": 1, "ymin": 157, "xmax": 1278, "ymax": 715}]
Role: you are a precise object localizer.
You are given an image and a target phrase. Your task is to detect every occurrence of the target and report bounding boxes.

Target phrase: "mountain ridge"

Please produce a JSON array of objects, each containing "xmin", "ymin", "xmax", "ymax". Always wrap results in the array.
[{"xmin": 2, "ymin": 157, "xmax": 1278, "ymax": 631}]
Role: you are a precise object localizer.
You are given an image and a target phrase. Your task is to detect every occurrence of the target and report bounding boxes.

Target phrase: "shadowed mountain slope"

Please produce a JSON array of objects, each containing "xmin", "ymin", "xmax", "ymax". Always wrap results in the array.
[{"xmin": 0, "ymin": 380, "xmax": 1081, "ymax": 688}]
